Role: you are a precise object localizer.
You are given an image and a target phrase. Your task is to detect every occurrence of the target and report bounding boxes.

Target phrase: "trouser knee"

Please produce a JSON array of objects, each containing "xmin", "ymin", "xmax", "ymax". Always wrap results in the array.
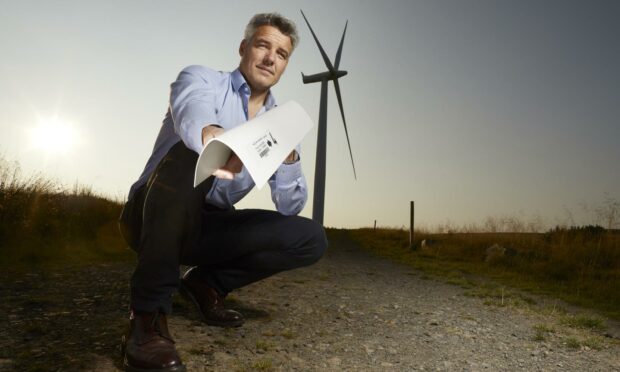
[{"xmin": 296, "ymin": 218, "xmax": 328, "ymax": 266}]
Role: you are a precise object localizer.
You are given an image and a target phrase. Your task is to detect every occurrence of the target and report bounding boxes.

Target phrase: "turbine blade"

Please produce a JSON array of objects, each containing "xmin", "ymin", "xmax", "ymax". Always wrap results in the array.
[
  {"xmin": 333, "ymin": 78, "xmax": 357, "ymax": 180},
  {"xmin": 300, "ymin": 10, "xmax": 335, "ymax": 73},
  {"xmin": 334, "ymin": 21, "xmax": 348, "ymax": 70}
]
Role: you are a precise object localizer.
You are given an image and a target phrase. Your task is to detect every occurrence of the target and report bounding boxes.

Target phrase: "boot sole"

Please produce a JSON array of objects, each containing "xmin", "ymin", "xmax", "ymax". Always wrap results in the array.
[
  {"xmin": 178, "ymin": 281, "xmax": 244, "ymax": 328},
  {"xmin": 124, "ymin": 362, "xmax": 186, "ymax": 372}
]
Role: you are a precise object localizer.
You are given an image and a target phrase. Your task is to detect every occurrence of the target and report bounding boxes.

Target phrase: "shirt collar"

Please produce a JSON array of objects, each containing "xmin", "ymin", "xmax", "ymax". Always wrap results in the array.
[{"xmin": 231, "ymin": 68, "xmax": 277, "ymax": 110}]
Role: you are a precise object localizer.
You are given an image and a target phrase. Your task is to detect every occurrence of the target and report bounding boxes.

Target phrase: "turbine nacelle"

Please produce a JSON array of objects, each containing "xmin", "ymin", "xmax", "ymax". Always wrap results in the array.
[{"xmin": 301, "ymin": 70, "xmax": 348, "ymax": 84}]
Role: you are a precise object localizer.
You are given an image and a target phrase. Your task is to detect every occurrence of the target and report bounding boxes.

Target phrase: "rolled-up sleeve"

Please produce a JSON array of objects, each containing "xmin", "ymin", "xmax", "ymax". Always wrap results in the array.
[
  {"xmin": 169, "ymin": 65, "xmax": 219, "ymax": 154},
  {"xmin": 269, "ymin": 160, "xmax": 307, "ymax": 216}
]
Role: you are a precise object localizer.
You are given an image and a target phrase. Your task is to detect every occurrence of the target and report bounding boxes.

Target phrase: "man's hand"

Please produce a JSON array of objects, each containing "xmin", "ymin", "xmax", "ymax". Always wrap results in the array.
[
  {"xmin": 202, "ymin": 125, "xmax": 244, "ymax": 180},
  {"xmin": 202, "ymin": 125, "xmax": 224, "ymax": 145},
  {"xmin": 213, "ymin": 153, "xmax": 243, "ymax": 180},
  {"xmin": 284, "ymin": 150, "xmax": 299, "ymax": 164}
]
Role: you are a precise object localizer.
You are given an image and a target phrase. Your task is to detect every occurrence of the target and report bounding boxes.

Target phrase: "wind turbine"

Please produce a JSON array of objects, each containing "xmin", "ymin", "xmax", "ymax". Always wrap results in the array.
[{"xmin": 300, "ymin": 10, "xmax": 356, "ymax": 225}]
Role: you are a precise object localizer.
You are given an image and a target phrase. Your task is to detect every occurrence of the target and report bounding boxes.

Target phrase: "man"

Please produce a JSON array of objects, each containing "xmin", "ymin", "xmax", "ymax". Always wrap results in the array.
[{"xmin": 119, "ymin": 13, "xmax": 327, "ymax": 372}]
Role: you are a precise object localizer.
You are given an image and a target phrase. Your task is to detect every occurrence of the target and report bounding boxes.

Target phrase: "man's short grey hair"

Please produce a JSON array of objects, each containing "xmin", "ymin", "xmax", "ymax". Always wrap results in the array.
[{"xmin": 244, "ymin": 13, "xmax": 299, "ymax": 51}]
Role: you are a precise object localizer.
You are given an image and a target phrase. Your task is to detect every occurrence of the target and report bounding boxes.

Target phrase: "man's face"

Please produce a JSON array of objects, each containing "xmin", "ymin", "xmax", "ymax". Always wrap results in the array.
[{"xmin": 239, "ymin": 25, "xmax": 292, "ymax": 94}]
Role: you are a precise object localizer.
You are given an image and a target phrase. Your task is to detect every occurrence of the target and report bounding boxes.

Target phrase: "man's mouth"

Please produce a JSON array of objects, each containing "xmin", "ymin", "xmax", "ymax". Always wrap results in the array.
[{"xmin": 256, "ymin": 65, "xmax": 274, "ymax": 75}]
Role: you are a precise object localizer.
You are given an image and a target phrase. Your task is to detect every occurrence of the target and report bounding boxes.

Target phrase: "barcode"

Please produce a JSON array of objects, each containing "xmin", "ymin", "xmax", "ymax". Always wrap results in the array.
[{"xmin": 259, "ymin": 148, "xmax": 270, "ymax": 158}]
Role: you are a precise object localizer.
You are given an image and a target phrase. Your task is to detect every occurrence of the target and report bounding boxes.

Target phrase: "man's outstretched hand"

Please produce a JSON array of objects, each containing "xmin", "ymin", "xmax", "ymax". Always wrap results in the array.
[
  {"xmin": 213, "ymin": 153, "xmax": 242, "ymax": 180},
  {"xmin": 202, "ymin": 125, "xmax": 243, "ymax": 180}
]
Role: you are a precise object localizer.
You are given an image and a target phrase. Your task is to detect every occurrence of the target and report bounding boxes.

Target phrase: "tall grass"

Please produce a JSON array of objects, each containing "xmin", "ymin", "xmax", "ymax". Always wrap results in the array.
[
  {"xmin": 0, "ymin": 156, "xmax": 130, "ymax": 267},
  {"xmin": 349, "ymin": 225, "xmax": 620, "ymax": 319}
]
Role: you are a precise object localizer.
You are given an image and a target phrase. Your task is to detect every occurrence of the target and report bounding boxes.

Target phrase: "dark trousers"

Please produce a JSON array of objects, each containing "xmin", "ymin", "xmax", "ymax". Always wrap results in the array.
[{"xmin": 119, "ymin": 141, "xmax": 327, "ymax": 314}]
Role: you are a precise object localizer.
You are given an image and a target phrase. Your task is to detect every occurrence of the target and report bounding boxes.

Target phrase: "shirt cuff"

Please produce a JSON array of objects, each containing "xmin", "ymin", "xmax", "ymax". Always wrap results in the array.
[{"xmin": 275, "ymin": 161, "xmax": 303, "ymax": 184}]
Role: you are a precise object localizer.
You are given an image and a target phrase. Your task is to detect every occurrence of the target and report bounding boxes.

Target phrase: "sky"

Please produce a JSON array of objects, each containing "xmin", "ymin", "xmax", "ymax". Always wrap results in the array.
[{"xmin": 1, "ymin": 0, "xmax": 619, "ymax": 229}]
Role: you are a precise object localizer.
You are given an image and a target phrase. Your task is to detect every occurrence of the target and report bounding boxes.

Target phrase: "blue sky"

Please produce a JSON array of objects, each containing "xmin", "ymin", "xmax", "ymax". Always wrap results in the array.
[{"xmin": 1, "ymin": 0, "xmax": 619, "ymax": 229}]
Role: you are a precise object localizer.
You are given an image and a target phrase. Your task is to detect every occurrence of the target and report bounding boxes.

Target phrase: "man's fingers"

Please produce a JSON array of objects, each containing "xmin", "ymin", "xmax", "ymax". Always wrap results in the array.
[
  {"xmin": 223, "ymin": 153, "xmax": 243, "ymax": 173},
  {"xmin": 213, "ymin": 169, "xmax": 234, "ymax": 180},
  {"xmin": 212, "ymin": 153, "xmax": 243, "ymax": 179}
]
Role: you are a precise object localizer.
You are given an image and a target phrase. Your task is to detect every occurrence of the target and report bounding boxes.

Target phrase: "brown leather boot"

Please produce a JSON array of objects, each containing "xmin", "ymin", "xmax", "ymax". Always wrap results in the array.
[
  {"xmin": 122, "ymin": 311, "xmax": 186, "ymax": 372},
  {"xmin": 179, "ymin": 267, "xmax": 244, "ymax": 327}
]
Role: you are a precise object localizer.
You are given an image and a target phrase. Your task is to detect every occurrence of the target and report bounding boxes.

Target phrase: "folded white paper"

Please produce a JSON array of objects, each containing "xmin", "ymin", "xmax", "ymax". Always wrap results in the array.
[{"xmin": 194, "ymin": 101, "xmax": 314, "ymax": 189}]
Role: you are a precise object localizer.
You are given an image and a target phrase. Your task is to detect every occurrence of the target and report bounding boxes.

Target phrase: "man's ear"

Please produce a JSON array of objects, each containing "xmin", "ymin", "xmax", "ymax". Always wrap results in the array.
[{"xmin": 239, "ymin": 39, "xmax": 247, "ymax": 57}]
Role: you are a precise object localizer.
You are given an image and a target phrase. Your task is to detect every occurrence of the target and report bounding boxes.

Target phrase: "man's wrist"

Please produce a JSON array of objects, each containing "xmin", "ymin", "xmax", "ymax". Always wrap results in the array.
[{"xmin": 202, "ymin": 124, "xmax": 223, "ymax": 145}]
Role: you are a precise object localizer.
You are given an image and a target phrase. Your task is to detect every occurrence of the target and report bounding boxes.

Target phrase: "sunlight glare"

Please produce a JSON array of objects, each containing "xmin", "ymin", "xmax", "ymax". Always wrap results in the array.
[{"xmin": 31, "ymin": 116, "xmax": 78, "ymax": 154}]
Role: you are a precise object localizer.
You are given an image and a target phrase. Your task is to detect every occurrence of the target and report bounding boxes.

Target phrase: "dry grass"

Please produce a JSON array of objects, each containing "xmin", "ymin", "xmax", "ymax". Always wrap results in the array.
[{"xmin": 0, "ymin": 156, "xmax": 131, "ymax": 268}]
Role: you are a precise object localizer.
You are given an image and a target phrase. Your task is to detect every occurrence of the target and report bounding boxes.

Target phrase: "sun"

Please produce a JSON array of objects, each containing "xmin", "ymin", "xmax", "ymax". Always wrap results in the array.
[{"xmin": 30, "ymin": 116, "xmax": 79, "ymax": 154}]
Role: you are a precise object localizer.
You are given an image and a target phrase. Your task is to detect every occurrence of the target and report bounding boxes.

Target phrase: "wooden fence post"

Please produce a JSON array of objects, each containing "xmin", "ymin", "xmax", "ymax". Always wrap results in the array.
[{"xmin": 410, "ymin": 201, "xmax": 415, "ymax": 248}]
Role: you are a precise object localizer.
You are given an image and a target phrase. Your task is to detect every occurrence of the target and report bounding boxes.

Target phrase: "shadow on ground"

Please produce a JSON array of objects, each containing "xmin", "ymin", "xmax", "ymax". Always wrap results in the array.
[
  {"xmin": 0, "ymin": 263, "xmax": 133, "ymax": 371},
  {"xmin": 174, "ymin": 293, "xmax": 271, "ymax": 322},
  {"xmin": 0, "ymin": 262, "xmax": 274, "ymax": 371}
]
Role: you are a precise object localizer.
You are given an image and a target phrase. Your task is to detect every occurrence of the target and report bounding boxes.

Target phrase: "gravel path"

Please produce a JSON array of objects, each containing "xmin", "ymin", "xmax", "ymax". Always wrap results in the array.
[{"xmin": 1, "ymin": 230, "xmax": 618, "ymax": 371}]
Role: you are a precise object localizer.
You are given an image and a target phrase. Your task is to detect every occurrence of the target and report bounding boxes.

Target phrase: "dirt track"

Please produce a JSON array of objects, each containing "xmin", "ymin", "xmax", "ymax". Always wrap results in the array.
[{"xmin": 1, "ymin": 230, "xmax": 619, "ymax": 371}]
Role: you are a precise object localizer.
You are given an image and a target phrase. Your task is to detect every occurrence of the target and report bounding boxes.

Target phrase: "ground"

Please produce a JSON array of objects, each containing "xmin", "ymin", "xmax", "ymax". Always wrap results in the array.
[{"xmin": 1, "ymin": 231, "xmax": 619, "ymax": 371}]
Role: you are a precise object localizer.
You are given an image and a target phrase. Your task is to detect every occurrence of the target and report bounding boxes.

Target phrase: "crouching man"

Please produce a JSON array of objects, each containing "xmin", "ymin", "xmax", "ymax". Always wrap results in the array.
[{"xmin": 119, "ymin": 12, "xmax": 327, "ymax": 372}]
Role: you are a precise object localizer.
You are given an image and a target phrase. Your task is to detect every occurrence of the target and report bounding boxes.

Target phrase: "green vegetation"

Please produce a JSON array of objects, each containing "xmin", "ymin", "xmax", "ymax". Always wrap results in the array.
[
  {"xmin": 346, "ymin": 225, "xmax": 620, "ymax": 320},
  {"xmin": 564, "ymin": 336, "xmax": 605, "ymax": 350},
  {"xmin": 581, "ymin": 337, "xmax": 604, "ymax": 350},
  {"xmin": 255, "ymin": 339, "xmax": 272, "ymax": 352},
  {"xmin": 0, "ymin": 156, "xmax": 131, "ymax": 269},
  {"xmin": 565, "ymin": 336, "xmax": 582, "ymax": 349},
  {"xmin": 561, "ymin": 314, "xmax": 605, "ymax": 330},
  {"xmin": 561, "ymin": 335, "xmax": 603, "ymax": 350},
  {"xmin": 533, "ymin": 324, "xmax": 555, "ymax": 341},
  {"xmin": 251, "ymin": 358, "xmax": 274, "ymax": 371},
  {"xmin": 464, "ymin": 285, "xmax": 536, "ymax": 308}
]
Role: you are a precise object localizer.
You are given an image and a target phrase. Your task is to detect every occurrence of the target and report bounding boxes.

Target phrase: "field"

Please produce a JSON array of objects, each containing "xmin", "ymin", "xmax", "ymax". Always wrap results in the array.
[{"xmin": 1, "ymin": 156, "xmax": 618, "ymax": 320}]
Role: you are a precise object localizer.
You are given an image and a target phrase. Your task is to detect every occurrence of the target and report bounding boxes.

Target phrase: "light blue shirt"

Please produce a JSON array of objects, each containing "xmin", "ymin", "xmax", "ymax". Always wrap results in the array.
[{"xmin": 129, "ymin": 65, "xmax": 307, "ymax": 216}]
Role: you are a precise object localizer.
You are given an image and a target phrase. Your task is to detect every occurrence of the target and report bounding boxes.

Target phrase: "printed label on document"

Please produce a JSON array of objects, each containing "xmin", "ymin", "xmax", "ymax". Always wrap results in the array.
[{"xmin": 250, "ymin": 131, "xmax": 279, "ymax": 159}]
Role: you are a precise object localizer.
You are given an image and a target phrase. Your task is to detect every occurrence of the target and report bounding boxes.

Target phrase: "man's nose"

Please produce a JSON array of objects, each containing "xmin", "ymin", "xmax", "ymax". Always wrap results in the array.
[{"xmin": 263, "ymin": 50, "xmax": 275, "ymax": 65}]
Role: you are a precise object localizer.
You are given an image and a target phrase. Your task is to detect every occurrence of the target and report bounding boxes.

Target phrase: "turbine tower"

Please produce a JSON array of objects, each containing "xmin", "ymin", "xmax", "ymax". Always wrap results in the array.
[{"xmin": 300, "ymin": 10, "xmax": 356, "ymax": 225}]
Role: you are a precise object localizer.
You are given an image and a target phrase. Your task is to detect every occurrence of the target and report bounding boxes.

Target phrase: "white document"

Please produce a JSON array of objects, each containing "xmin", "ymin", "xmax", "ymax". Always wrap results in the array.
[{"xmin": 193, "ymin": 100, "xmax": 314, "ymax": 189}]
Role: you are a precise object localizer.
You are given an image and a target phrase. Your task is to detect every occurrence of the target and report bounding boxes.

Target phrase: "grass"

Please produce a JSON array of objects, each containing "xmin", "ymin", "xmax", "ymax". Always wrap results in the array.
[
  {"xmin": 533, "ymin": 324, "xmax": 555, "ymax": 341},
  {"xmin": 0, "ymin": 156, "xmax": 132, "ymax": 269},
  {"xmin": 561, "ymin": 314, "xmax": 605, "ymax": 330},
  {"xmin": 565, "ymin": 337, "xmax": 582, "ymax": 349},
  {"xmin": 562, "ymin": 336, "xmax": 603, "ymax": 350},
  {"xmin": 582, "ymin": 337, "xmax": 604, "ymax": 350},
  {"xmin": 255, "ymin": 340, "xmax": 272, "ymax": 352},
  {"xmin": 346, "ymin": 226, "xmax": 620, "ymax": 320},
  {"xmin": 251, "ymin": 358, "xmax": 274, "ymax": 371},
  {"xmin": 464, "ymin": 285, "xmax": 536, "ymax": 308}
]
